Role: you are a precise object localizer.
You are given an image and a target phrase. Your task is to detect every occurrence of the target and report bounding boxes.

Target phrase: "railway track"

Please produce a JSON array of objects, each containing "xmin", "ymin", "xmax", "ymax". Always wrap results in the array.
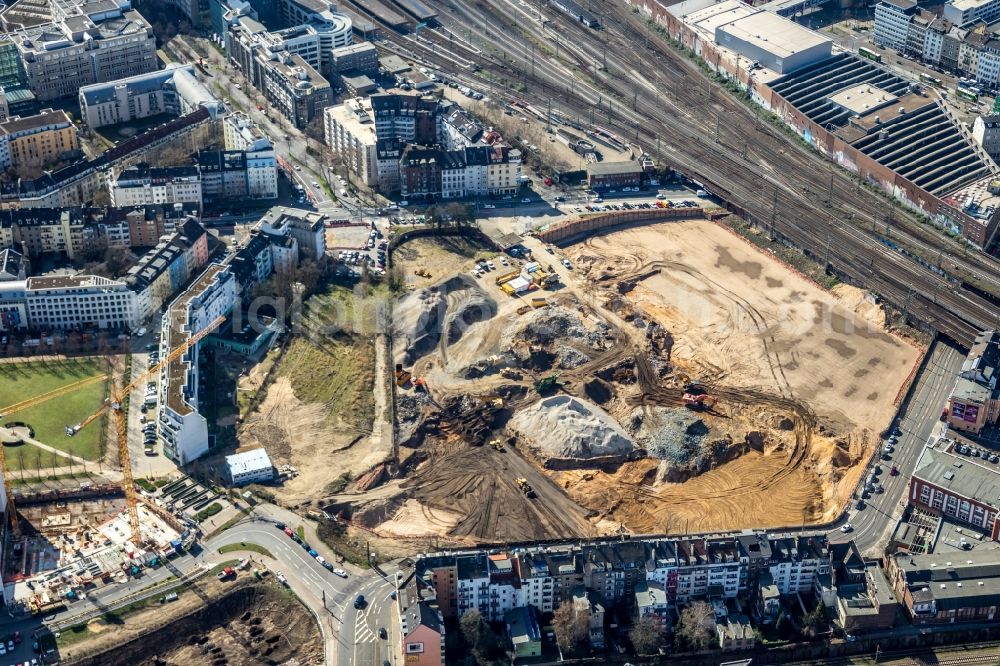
[{"xmin": 369, "ymin": 0, "xmax": 1000, "ymax": 346}]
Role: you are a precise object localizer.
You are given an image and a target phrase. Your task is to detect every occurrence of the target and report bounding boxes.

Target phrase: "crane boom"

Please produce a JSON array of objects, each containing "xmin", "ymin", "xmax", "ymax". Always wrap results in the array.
[
  {"xmin": 74, "ymin": 314, "xmax": 226, "ymax": 544},
  {"xmin": 0, "ymin": 372, "xmax": 109, "ymax": 537}
]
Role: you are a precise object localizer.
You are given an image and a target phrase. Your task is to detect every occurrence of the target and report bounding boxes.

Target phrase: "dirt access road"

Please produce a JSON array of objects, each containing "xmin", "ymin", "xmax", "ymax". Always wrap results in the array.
[{"xmin": 566, "ymin": 220, "xmax": 920, "ymax": 433}]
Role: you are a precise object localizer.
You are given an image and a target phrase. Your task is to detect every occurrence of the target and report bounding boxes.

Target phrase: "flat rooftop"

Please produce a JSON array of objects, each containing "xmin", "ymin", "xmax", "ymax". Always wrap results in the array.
[
  {"xmin": 829, "ymin": 84, "xmax": 898, "ymax": 116},
  {"xmin": 913, "ymin": 443, "xmax": 1000, "ymax": 510},
  {"xmin": 164, "ymin": 264, "xmax": 227, "ymax": 416},
  {"xmin": 717, "ymin": 11, "xmax": 831, "ymax": 59}
]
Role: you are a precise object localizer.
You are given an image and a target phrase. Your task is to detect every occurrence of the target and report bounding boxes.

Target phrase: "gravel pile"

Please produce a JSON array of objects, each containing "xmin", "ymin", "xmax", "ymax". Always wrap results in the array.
[
  {"xmin": 502, "ymin": 306, "xmax": 586, "ymax": 348},
  {"xmin": 393, "ymin": 275, "xmax": 496, "ymax": 366},
  {"xmin": 557, "ymin": 346, "xmax": 590, "ymax": 369},
  {"xmin": 510, "ymin": 395, "xmax": 637, "ymax": 459},
  {"xmin": 628, "ymin": 407, "xmax": 710, "ymax": 465}
]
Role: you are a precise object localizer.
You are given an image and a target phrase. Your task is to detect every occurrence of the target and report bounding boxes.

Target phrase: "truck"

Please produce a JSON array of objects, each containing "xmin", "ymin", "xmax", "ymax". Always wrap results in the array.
[
  {"xmin": 515, "ymin": 478, "xmax": 536, "ymax": 498},
  {"xmin": 530, "ymin": 297, "xmax": 548, "ymax": 308},
  {"xmin": 217, "ymin": 566, "xmax": 236, "ymax": 581}
]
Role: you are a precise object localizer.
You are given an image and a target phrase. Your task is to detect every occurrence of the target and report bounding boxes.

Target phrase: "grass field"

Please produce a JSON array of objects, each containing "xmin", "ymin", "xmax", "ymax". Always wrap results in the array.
[
  {"xmin": 0, "ymin": 358, "xmax": 110, "ymax": 467},
  {"xmin": 280, "ymin": 283, "xmax": 379, "ymax": 430}
]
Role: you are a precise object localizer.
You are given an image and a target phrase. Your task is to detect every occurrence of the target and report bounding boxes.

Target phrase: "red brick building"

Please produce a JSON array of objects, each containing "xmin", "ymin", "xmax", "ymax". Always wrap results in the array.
[{"xmin": 909, "ymin": 445, "xmax": 1000, "ymax": 541}]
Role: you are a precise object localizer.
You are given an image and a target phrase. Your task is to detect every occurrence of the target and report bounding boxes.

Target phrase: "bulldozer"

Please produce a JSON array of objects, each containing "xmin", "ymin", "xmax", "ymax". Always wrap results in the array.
[
  {"xmin": 489, "ymin": 439, "xmax": 505, "ymax": 452},
  {"xmin": 394, "ymin": 363, "xmax": 412, "ymax": 387},
  {"xmin": 499, "ymin": 367, "xmax": 523, "ymax": 380},
  {"xmin": 515, "ymin": 477, "xmax": 535, "ymax": 498},
  {"xmin": 414, "ymin": 267, "xmax": 431, "ymax": 278},
  {"xmin": 535, "ymin": 373, "xmax": 561, "ymax": 394}
]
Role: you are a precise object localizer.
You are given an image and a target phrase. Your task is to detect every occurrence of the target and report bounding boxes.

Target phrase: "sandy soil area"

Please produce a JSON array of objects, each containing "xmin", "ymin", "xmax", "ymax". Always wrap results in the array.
[
  {"xmin": 567, "ymin": 220, "xmax": 919, "ymax": 432},
  {"xmin": 239, "ymin": 377, "xmax": 386, "ymax": 502}
]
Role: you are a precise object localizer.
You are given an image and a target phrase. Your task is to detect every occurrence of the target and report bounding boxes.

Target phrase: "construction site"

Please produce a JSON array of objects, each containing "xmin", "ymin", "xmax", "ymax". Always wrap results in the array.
[
  {"xmin": 0, "ymin": 321, "xmax": 218, "ymax": 620},
  {"xmin": 335, "ymin": 211, "xmax": 921, "ymax": 544}
]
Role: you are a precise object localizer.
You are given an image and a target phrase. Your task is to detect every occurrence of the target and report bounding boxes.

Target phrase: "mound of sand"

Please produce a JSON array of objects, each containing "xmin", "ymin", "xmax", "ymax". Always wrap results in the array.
[
  {"xmin": 510, "ymin": 395, "xmax": 636, "ymax": 459},
  {"xmin": 393, "ymin": 275, "xmax": 496, "ymax": 366}
]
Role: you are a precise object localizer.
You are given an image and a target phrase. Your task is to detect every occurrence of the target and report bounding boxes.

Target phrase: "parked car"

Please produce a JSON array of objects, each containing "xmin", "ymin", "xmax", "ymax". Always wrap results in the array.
[{"xmin": 333, "ymin": 568, "xmax": 348, "ymax": 578}]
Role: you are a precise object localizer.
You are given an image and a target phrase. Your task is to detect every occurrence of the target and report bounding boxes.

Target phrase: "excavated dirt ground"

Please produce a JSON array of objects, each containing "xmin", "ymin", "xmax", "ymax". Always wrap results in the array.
[
  {"xmin": 356, "ymin": 222, "xmax": 919, "ymax": 542},
  {"xmin": 63, "ymin": 581, "xmax": 321, "ymax": 666}
]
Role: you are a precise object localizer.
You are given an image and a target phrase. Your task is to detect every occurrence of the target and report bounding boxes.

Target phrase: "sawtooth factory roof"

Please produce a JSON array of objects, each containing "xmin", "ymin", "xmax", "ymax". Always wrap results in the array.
[{"xmin": 771, "ymin": 52, "xmax": 993, "ymax": 195}]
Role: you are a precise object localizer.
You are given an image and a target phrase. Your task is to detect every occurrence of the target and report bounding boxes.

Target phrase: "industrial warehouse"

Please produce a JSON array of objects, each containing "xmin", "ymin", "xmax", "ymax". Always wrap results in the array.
[{"xmin": 638, "ymin": 0, "xmax": 1000, "ymax": 248}]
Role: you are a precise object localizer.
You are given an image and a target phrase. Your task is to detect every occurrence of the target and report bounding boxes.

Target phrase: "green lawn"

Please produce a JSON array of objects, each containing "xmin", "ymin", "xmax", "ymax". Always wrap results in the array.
[
  {"xmin": 0, "ymin": 358, "xmax": 110, "ymax": 466},
  {"xmin": 218, "ymin": 542, "xmax": 274, "ymax": 558}
]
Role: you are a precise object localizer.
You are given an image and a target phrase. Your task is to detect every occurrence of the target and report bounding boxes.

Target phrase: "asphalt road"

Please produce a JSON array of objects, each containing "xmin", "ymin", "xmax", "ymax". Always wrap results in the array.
[{"xmin": 829, "ymin": 339, "xmax": 965, "ymax": 552}]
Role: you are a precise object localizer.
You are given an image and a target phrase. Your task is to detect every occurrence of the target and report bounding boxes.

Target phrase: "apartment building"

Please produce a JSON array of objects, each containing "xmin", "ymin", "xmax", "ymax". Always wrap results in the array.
[
  {"xmin": 197, "ymin": 149, "xmax": 279, "ymax": 201},
  {"xmin": 875, "ymin": 0, "xmax": 919, "ymax": 51},
  {"xmin": 0, "ymin": 204, "xmax": 197, "ymax": 259},
  {"xmin": 5, "ymin": 274, "xmax": 139, "ymax": 332},
  {"xmin": 110, "ymin": 165, "xmax": 203, "ymax": 209},
  {"xmin": 330, "ymin": 42, "xmax": 379, "ymax": 76},
  {"xmin": 78, "ymin": 64, "xmax": 225, "ymax": 129},
  {"xmin": 886, "ymin": 549, "xmax": 1000, "ymax": 623},
  {"xmin": 0, "ymin": 109, "xmax": 80, "ymax": 170},
  {"xmin": 768, "ymin": 536, "xmax": 831, "ymax": 594},
  {"xmin": 9, "ymin": 0, "xmax": 158, "ymax": 101},
  {"xmin": 124, "ymin": 217, "xmax": 210, "ymax": 322},
  {"xmin": 973, "ymin": 114, "xmax": 1000, "ymax": 159},
  {"xmin": 258, "ymin": 206, "xmax": 327, "ymax": 260},
  {"xmin": 399, "ymin": 144, "xmax": 522, "ymax": 200},
  {"xmin": 3, "ymin": 107, "xmax": 216, "ymax": 210},
  {"xmin": 946, "ymin": 329, "xmax": 1000, "ymax": 434},
  {"xmin": 0, "ymin": 248, "xmax": 26, "ymax": 282},
  {"xmin": 910, "ymin": 440, "xmax": 1000, "ymax": 539},
  {"xmin": 158, "ymin": 263, "xmax": 237, "ymax": 464},
  {"xmin": 945, "ymin": 0, "xmax": 1000, "ymax": 27},
  {"xmin": 324, "ymin": 97, "xmax": 380, "ymax": 187}
]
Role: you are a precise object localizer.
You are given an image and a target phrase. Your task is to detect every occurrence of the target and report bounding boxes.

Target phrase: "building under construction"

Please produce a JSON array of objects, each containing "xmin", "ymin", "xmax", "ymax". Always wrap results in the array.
[{"xmin": 3, "ymin": 491, "xmax": 192, "ymax": 615}]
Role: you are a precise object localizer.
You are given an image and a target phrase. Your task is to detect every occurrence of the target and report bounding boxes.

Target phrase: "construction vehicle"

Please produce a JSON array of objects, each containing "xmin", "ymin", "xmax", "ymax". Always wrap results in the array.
[
  {"xmin": 489, "ymin": 439, "xmax": 504, "ymax": 451},
  {"xmin": 535, "ymin": 373, "xmax": 561, "ymax": 394},
  {"xmin": 394, "ymin": 363, "xmax": 412, "ymax": 387},
  {"xmin": 217, "ymin": 566, "xmax": 236, "ymax": 581},
  {"xmin": 681, "ymin": 381, "xmax": 717, "ymax": 410},
  {"xmin": 516, "ymin": 305, "xmax": 532, "ymax": 315},
  {"xmin": 495, "ymin": 269, "xmax": 521, "ymax": 286},
  {"xmin": 414, "ymin": 268, "xmax": 430, "ymax": 278},
  {"xmin": 413, "ymin": 377, "xmax": 427, "ymax": 392},
  {"xmin": 530, "ymin": 297, "xmax": 548, "ymax": 308},
  {"xmin": 499, "ymin": 368, "xmax": 523, "ymax": 380},
  {"xmin": 515, "ymin": 477, "xmax": 535, "ymax": 498}
]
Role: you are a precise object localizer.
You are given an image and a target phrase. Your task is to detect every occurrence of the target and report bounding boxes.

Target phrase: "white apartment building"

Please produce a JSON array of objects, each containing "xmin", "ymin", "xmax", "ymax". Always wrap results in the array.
[
  {"xmin": 875, "ymin": 0, "xmax": 918, "ymax": 51},
  {"xmin": 158, "ymin": 264, "xmax": 236, "ymax": 465},
  {"xmin": 978, "ymin": 39, "xmax": 1000, "ymax": 84},
  {"xmin": 258, "ymin": 206, "xmax": 327, "ymax": 260},
  {"xmin": 22, "ymin": 275, "xmax": 138, "ymax": 331},
  {"xmin": 973, "ymin": 114, "xmax": 1000, "ymax": 158},
  {"xmin": 78, "ymin": 64, "xmax": 225, "ymax": 129},
  {"xmin": 325, "ymin": 98, "xmax": 379, "ymax": 186},
  {"xmin": 945, "ymin": 0, "xmax": 1000, "ymax": 26},
  {"xmin": 9, "ymin": 0, "xmax": 158, "ymax": 101},
  {"xmin": 110, "ymin": 166, "xmax": 203, "ymax": 209},
  {"xmin": 768, "ymin": 538, "xmax": 831, "ymax": 594}
]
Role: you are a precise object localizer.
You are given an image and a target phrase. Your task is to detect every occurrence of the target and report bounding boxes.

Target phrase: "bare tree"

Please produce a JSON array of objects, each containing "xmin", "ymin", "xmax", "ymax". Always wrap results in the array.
[
  {"xmin": 630, "ymin": 614, "xmax": 665, "ymax": 655},
  {"xmin": 33, "ymin": 448, "xmax": 42, "ymax": 477},
  {"xmin": 552, "ymin": 602, "xmax": 589, "ymax": 656},
  {"xmin": 676, "ymin": 600, "xmax": 715, "ymax": 652},
  {"xmin": 16, "ymin": 448, "xmax": 25, "ymax": 482},
  {"xmin": 50, "ymin": 449, "xmax": 58, "ymax": 477}
]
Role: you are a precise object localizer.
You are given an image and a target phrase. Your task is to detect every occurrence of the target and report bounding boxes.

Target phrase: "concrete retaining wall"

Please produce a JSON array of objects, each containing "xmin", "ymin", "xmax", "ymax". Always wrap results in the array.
[{"xmin": 536, "ymin": 208, "xmax": 704, "ymax": 245}]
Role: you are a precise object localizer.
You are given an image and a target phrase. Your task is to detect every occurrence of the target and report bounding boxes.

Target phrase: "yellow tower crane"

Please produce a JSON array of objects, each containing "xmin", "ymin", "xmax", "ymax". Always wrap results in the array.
[
  {"xmin": 0, "ymin": 314, "xmax": 224, "ymax": 543},
  {"xmin": 70, "ymin": 314, "xmax": 225, "ymax": 545},
  {"xmin": 0, "ymin": 374, "xmax": 109, "ymax": 537}
]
